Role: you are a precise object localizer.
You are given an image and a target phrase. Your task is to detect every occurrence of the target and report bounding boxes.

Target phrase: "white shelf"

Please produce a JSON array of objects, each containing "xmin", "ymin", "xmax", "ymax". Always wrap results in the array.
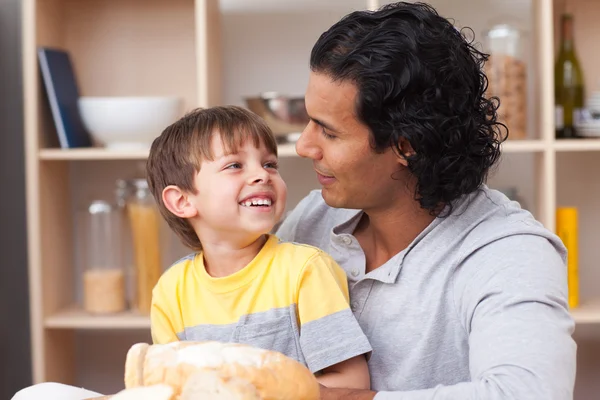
[
  {"xmin": 39, "ymin": 143, "xmax": 299, "ymax": 161},
  {"xmin": 45, "ymin": 307, "xmax": 150, "ymax": 330},
  {"xmin": 554, "ymin": 139, "xmax": 600, "ymax": 152},
  {"xmin": 571, "ymin": 300, "xmax": 600, "ymax": 325},
  {"xmin": 39, "ymin": 148, "xmax": 150, "ymax": 161},
  {"xmin": 501, "ymin": 140, "xmax": 547, "ymax": 153}
]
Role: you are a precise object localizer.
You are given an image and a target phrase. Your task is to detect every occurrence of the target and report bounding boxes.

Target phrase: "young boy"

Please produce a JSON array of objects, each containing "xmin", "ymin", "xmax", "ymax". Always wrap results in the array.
[{"xmin": 145, "ymin": 105, "xmax": 372, "ymax": 389}]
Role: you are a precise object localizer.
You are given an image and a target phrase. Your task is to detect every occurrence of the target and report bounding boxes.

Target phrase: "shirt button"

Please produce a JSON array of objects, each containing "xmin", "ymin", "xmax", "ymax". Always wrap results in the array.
[
  {"xmin": 342, "ymin": 236, "xmax": 352, "ymax": 245},
  {"xmin": 351, "ymin": 302, "xmax": 360, "ymax": 311},
  {"xmin": 351, "ymin": 269, "xmax": 360, "ymax": 277}
]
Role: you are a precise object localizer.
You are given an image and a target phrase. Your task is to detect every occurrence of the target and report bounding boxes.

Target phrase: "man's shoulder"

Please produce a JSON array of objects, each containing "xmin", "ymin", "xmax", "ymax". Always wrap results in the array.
[
  {"xmin": 462, "ymin": 187, "xmax": 559, "ymax": 247},
  {"xmin": 446, "ymin": 187, "xmax": 566, "ymax": 276}
]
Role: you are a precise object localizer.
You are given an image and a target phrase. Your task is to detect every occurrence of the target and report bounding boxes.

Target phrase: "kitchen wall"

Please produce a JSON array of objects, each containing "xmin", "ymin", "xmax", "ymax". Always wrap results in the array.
[{"xmin": 0, "ymin": 0, "xmax": 32, "ymax": 397}]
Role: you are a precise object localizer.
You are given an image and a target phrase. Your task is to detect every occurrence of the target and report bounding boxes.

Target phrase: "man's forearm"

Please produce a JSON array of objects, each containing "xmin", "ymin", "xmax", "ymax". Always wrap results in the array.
[{"xmin": 320, "ymin": 386, "xmax": 377, "ymax": 400}]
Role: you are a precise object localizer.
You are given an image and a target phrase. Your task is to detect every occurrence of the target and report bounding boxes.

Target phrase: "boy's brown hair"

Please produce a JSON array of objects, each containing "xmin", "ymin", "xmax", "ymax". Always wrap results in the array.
[{"xmin": 146, "ymin": 105, "xmax": 278, "ymax": 250}]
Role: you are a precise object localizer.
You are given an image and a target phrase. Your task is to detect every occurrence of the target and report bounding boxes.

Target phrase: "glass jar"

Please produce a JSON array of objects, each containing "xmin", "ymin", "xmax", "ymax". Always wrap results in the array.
[
  {"xmin": 83, "ymin": 200, "xmax": 126, "ymax": 314},
  {"xmin": 125, "ymin": 179, "xmax": 163, "ymax": 315},
  {"xmin": 483, "ymin": 23, "xmax": 528, "ymax": 140}
]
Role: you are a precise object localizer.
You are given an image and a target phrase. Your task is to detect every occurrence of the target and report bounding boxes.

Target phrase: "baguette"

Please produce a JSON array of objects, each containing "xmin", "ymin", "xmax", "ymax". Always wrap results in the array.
[{"xmin": 124, "ymin": 341, "xmax": 319, "ymax": 400}]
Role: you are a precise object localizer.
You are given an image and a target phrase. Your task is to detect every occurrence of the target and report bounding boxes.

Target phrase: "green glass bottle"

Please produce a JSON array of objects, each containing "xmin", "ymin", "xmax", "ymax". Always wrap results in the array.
[{"xmin": 555, "ymin": 14, "xmax": 585, "ymax": 139}]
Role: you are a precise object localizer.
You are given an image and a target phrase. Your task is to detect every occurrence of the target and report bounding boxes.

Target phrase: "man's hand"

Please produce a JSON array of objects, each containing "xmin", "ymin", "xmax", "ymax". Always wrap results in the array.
[{"xmin": 319, "ymin": 385, "xmax": 377, "ymax": 400}]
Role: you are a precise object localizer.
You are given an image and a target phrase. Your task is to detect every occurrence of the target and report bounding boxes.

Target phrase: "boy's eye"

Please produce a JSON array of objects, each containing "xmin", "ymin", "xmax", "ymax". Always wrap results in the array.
[
  {"xmin": 225, "ymin": 162, "xmax": 241, "ymax": 169},
  {"xmin": 264, "ymin": 161, "xmax": 279, "ymax": 169}
]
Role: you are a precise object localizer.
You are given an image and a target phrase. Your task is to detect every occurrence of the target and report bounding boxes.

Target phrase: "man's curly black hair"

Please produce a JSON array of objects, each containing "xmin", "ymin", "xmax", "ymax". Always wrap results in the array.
[{"xmin": 310, "ymin": 1, "xmax": 507, "ymax": 216}]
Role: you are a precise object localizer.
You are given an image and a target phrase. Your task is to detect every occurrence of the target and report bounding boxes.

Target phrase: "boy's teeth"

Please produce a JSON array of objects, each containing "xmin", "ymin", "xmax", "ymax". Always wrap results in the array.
[{"xmin": 242, "ymin": 198, "xmax": 272, "ymax": 206}]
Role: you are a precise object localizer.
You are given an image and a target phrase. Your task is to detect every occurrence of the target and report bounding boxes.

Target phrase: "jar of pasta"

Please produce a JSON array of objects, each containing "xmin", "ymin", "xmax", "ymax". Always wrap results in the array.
[
  {"xmin": 483, "ymin": 23, "xmax": 528, "ymax": 140},
  {"xmin": 125, "ymin": 179, "xmax": 163, "ymax": 315},
  {"xmin": 83, "ymin": 200, "xmax": 126, "ymax": 314}
]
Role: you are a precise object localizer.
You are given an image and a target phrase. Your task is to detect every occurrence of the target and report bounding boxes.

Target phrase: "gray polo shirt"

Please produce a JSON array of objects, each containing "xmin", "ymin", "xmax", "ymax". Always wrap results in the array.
[{"xmin": 277, "ymin": 186, "xmax": 576, "ymax": 399}]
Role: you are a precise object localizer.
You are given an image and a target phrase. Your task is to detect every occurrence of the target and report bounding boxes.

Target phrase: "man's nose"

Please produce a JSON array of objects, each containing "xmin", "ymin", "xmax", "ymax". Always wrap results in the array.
[{"xmin": 296, "ymin": 122, "xmax": 322, "ymax": 160}]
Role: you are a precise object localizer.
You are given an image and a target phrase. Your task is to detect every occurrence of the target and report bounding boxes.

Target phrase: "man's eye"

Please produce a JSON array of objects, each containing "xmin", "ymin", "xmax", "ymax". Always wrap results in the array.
[{"xmin": 321, "ymin": 127, "xmax": 336, "ymax": 140}]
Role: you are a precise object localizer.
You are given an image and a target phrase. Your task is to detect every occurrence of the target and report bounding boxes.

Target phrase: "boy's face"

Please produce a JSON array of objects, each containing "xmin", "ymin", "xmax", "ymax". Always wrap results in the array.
[{"xmin": 188, "ymin": 134, "xmax": 287, "ymax": 243}]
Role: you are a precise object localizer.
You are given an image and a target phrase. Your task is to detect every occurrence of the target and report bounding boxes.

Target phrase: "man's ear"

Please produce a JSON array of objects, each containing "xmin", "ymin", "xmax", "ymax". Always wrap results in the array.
[
  {"xmin": 393, "ymin": 137, "xmax": 415, "ymax": 167},
  {"xmin": 162, "ymin": 185, "xmax": 198, "ymax": 219}
]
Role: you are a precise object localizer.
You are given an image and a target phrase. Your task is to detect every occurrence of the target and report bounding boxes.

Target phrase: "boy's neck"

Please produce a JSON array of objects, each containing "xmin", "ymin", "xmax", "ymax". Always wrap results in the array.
[{"xmin": 200, "ymin": 234, "xmax": 268, "ymax": 278}]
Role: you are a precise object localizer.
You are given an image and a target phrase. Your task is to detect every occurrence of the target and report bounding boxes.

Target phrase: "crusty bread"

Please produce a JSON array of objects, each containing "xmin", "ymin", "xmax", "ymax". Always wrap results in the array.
[
  {"xmin": 124, "ymin": 342, "xmax": 149, "ymax": 388},
  {"xmin": 124, "ymin": 341, "xmax": 320, "ymax": 400},
  {"xmin": 180, "ymin": 370, "xmax": 261, "ymax": 400},
  {"xmin": 111, "ymin": 384, "xmax": 175, "ymax": 400}
]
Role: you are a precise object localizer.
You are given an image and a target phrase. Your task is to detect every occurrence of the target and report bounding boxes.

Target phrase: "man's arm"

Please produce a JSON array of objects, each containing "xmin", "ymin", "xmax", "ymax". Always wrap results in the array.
[
  {"xmin": 317, "ymin": 355, "xmax": 370, "ymax": 390},
  {"xmin": 320, "ymin": 234, "xmax": 576, "ymax": 400},
  {"xmin": 320, "ymin": 386, "xmax": 376, "ymax": 400}
]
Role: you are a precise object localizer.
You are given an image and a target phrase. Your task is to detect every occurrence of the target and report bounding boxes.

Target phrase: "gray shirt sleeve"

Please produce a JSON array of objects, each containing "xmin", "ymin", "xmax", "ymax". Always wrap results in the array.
[{"xmin": 375, "ymin": 233, "xmax": 576, "ymax": 400}]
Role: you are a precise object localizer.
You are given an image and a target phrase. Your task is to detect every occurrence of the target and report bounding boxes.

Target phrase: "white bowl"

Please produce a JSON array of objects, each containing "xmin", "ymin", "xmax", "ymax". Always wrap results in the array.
[{"xmin": 78, "ymin": 96, "xmax": 183, "ymax": 150}]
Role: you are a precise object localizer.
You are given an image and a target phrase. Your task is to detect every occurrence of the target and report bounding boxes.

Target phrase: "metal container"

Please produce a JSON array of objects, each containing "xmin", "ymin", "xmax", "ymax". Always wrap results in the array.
[{"xmin": 245, "ymin": 92, "xmax": 309, "ymax": 142}]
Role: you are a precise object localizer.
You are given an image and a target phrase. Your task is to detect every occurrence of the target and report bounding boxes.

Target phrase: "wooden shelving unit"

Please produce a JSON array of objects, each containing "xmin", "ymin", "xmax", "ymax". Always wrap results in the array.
[
  {"xmin": 571, "ymin": 300, "xmax": 600, "ymax": 325},
  {"xmin": 45, "ymin": 307, "xmax": 150, "ymax": 330},
  {"xmin": 21, "ymin": 0, "xmax": 600, "ymax": 396},
  {"xmin": 38, "ymin": 143, "xmax": 299, "ymax": 161}
]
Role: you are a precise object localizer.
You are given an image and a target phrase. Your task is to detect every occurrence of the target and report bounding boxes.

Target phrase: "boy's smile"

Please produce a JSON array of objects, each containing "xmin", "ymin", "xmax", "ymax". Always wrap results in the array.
[
  {"xmin": 239, "ymin": 191, "xmax": 276, "ymax": 211},
  {"xmin": 187, "ymin": 134, "xmax": 287, "ymax": 244}
]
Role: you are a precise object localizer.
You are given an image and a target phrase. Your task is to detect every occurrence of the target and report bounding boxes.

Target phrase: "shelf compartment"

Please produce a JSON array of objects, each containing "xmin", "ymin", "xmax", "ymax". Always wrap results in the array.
[{"xmin": 45, "ymin": 306, "xmax": 150, "ymax": 330}]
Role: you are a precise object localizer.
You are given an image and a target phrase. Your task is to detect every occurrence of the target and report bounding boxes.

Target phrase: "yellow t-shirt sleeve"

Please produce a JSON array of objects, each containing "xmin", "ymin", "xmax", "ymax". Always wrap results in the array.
[
  {"xmin": 150, "ymin": 278, "xmax": 182, "ymax": 344},
  {"xmin": 296, "ymin": 251, "xmax": 351, "ymax": 325}
]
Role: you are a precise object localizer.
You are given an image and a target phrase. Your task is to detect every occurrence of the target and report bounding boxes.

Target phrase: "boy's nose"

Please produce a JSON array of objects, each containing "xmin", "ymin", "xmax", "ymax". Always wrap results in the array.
[{"xmin": 248, "ymin": 168, "xmax": 270, "ymax": 184}]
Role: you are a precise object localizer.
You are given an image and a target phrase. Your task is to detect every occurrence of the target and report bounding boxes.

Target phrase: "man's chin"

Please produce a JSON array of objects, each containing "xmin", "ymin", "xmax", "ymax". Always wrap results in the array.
[{"xmin": 321, "ymin": 188, "xmax": 344, "ymax": 209}]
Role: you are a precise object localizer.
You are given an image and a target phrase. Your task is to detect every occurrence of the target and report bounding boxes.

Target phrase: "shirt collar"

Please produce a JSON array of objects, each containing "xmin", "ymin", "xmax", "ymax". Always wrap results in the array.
[{"xmin": 329, "ymin": 207, "xmax": 443, "ymax": 284}]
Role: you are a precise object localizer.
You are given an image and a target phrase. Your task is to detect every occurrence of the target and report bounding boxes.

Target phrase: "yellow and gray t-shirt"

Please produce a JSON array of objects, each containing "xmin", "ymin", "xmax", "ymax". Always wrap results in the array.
[{"xmin": 150, "ymin": 234, "xmax": 372, "ymax": 373}]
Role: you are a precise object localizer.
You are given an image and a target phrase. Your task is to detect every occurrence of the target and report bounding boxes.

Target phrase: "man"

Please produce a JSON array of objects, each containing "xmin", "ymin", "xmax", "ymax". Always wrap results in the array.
[{"xmin": 276, "ymin": 2, "xmax": 576, "ymax": 399}]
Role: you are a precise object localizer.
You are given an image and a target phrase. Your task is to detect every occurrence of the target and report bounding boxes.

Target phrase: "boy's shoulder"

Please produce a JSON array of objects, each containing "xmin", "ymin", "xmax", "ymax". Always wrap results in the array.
[
  {"xmin": 157, "ymin": 253, "xmax": 198, "ymax": 287},
  {"xmin": 271, "ymin": 235, "xmax": 338, "ymax": 269},
  {"xmin": 273, "ymin": 236, "xmax": 322, "ymax": 255}
]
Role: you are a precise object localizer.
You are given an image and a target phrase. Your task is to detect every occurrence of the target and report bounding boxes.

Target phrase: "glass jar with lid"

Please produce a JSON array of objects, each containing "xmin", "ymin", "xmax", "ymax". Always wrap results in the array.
[
  {"xmin": 124, "ymin": 179, "xmax": 163, "ymax": 315},
  {"xmin": 483, "ymin": 23, "xmax": 528, "ymax": 140},
  {"xmin": 82, "ymin": 200, "xmax": 126, "ymax": 314}
]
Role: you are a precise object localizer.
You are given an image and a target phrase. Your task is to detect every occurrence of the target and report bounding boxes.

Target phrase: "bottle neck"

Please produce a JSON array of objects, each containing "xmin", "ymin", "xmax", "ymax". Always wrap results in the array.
[{"xmin": 560, "ymin": 17, "xmax": 575, "ymax": 53}]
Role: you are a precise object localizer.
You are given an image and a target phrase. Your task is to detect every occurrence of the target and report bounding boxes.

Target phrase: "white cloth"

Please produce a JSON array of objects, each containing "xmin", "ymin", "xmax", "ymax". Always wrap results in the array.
[{"xmin": 12, "ymin": 382, "xmax": 103, "ymax": 400}]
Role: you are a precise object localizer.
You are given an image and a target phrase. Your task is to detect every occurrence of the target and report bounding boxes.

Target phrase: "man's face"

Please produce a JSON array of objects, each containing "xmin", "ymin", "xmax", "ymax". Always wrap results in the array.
[{"xmin": 296, "ymin": 71, "xmax": 405, "ymax": 211}]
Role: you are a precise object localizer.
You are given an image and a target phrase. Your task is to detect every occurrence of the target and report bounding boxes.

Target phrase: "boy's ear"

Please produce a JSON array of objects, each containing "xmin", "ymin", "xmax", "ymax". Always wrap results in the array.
[{"xmin": 162, "ymin": 185, "xmax": 198, "ymax": 218}]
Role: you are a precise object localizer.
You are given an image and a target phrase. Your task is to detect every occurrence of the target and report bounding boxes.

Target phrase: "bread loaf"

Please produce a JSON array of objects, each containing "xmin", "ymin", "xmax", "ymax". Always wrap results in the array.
[
  {"xmin": 179, "ymin": 370, "xmax": 261, "ymax": 399},
  {"xmin": 124, "ymin": 341, "xmax": 320, "ymax": 400}
]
